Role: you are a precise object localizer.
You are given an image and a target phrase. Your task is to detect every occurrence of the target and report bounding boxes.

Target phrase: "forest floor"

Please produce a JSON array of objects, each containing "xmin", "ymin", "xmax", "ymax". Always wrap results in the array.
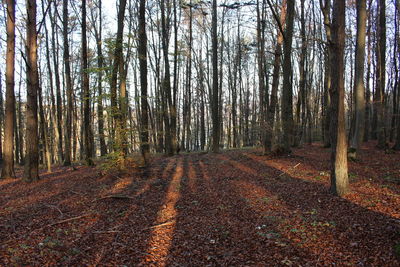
[{"xmin": 0, "ymin": 142, "xmax": 399, "ymax": 266}]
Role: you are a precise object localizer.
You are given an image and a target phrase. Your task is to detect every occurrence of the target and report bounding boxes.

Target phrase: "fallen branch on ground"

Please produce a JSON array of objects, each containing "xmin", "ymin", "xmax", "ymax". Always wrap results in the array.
[
  {"xmin": 30, "ymin": 213, "xmax": 94, "ymax": 235},
  {"xmin": 43, "ymin": 204, "xmax": 63, "ymax": 217},
  {"xmin": 92, "ymin": 195, "xmax": 135, "ymax": 202},
  {"xmin": 47, "ymin": 214, "xmax": 93, "ymax": 227},
  {"xmin": 278, "ymin": 163, "xmax": 301, "ymax": 177},
  {"xmin": 93, "ymin": 230, "xmax": 122, "ymax": 234},
  {"xmin": 144, "ymin": 220, "xmax": 175, "ymax": 230}
]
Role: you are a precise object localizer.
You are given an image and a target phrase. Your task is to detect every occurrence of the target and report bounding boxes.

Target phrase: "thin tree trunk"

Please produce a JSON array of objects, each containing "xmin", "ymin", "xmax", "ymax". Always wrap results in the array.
[
  {"xmin": 1, "ymin": 0, "xmax": 16, "ymax": 179},
  {"xmin": 24, "ymin": 0, "xmax": 39, "ymax": 182},
  {"xmin": 350, "ymin": 0, "xmax": 367, "ymax": 158},
  {"xmin": 50, "ymin": 3, "xmax": 63, "ymax": 163},
  {"xmin": 81, "ymin": 0, "xmax": 94, "ymax": 165},
  {"xmin": 93, "ymin": 0, "xmax": 107, "ymax": 156},
  {"xmin": 281, "ymin": 0, "xmax": 295, "ymax": 152},
  {"xmin": 139, "ymin": 0, "xmax": 150, "ymax": 163},
  {"xmin": 320, "ymin": 0, "xmax": 332, "ymax": 148},
  {"xmin": 265, "ymin": 0, "xmax": 287, "ymax": 151},
  {"xmin": 330, "ymin": 0, "xmax": 349, "ymax": 196},
  {"xmin": 211, "ymin": 0, "xmax": 219, "ymax": 152},
  {"xmin": 63, "ymin": 0, "xmax": 73, "ymax": 166},
  {"xmin": 376, "ymin": 0, "xmax": 387, "ymax": 148}
]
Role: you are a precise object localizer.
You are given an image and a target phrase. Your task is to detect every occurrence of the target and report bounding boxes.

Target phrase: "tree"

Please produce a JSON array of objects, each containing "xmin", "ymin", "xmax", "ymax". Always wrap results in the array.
[
  {"xmin": 257, "ymin": 0, "xmax": 267, "ymax": 152},
  {"xmin": 110, "ymin": 0, "xmax": 127, "ymax": 160},
  {"xmin": 24, "ymin": 0, "xmax": 39, "ymax": 182},
  {"xmin": 350, "ymin": 0, "xmax": 367, "ymax": 158},
  {"xmin": 211, "ymin": 0, "xmax": 219, "ymax": 152},
  {"xmin": 160, "ymin": 0, "xmax": 174, "ymax": 155},
  {"xmin": 1, "ymin": 0, "xmax": 16, "ymax": 179},
  {"xmin": 281, "ymin": 0, "xmax": 295, "ymax": 152},
  {"xmin": 139, "ymin": 0, "xmax": 149, "ymax": 163},
  {"xmin": 265, "ymin": 0, "xmax": 287, "ymax": 151},
  {"xmin": 81, "ymin": 0, "xmax": 94, "ymax": 165},
  {"xmin": 92, "ymin": 0, "xmax": 107, "ymax": 157},
  {"xmin": 375, "ymin": 0, "xmax": 387, "ymax": 148},
  {"xmin": 320, "ymin": 0, "xmax": 332, "ymax": 148},
  {"xmin": 63, "ymin": 0, "xmax": 73, "ymax": 166},
  {"xmin": 329, "ymin": 0, "xmax": 349, "ymax": 196}
]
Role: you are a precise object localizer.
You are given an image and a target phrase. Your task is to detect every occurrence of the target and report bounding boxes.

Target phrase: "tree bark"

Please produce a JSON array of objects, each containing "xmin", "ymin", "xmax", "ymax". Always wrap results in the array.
[
  {"xmin": 211, "ymin": 0, "xmax": 219, "ymax": 152},
  {"xmin": 350, "ymin": 0, "xmax": 367, "ymax": 157},
  {"xmin": 81, "ymin": 0, "xmax": 94, "ymax": 165},
  {"xmin": 24, "ymin": 0, "xmax": 39, "ymax": 182},
  {"xmin": 63, "ymin": 0, "xmax": 73, "ymax": 166},
  {"xmin": 281, "ymin": 0, "xmax": 295, "ymax": 152},
  {"xmin": 375, "ymin": 0, "xmax": 387, "ymax": 148},
  {"xmin": 93, "ymin": 0, "xmax": 107, "ymax": 156},
  {"xmin": 329, "ymin": 0, "xmax": 349, "ymax": 196},
  {"xmin": 139, "ymin": 0, "xmax": 150, "ymax": 163},
  {"xmin": 1, "ymin": 0, "xmax": 16, "ymax": 179}
]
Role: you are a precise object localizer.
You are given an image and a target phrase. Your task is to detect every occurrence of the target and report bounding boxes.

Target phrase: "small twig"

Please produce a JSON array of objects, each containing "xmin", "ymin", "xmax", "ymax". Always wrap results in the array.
[
  {"xmin": 30, "ymin": 213, "xmax": 94, "ymax": 235},
  {"xmin": 278, "ymin": 163, "xmax": 301, "ymax": 177},
  {"xmin": 47, "ymin": 214, "xmax": 93, "ymax": 227},
  {"xmin": 93, "ymin": 230, "xmax": 122, "ymax": 234},
  {"xmin": 92, "ymin": 195, "xmax": 135, "ymax": 202},
  {"xmin": 144, "ymin": 220, "xmax": 174, "ymax": 230},
  {"xmin": 70, "ymin": 190, "xmax": 84, "ymax": 195},
  {"xmin": 44, "ymin": 204, "xmax": 63, "ymax": 217}
]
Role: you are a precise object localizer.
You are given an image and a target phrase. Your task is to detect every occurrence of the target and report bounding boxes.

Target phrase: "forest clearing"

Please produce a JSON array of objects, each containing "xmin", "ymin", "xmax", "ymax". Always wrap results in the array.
[
  {"xmin": 1, "ymin": 143, "xmax": 399, "ymax": 266},
  {"xmin": 1, "ymin": 0, "xmax": 400, "ymax": 265}
]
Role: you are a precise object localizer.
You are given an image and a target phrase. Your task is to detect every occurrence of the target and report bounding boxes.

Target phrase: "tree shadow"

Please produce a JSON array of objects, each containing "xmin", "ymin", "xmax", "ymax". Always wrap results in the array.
[
  {"xmin": 164, "ymin": 153, "xmax": 318, "ymax": 266},
  {"xmin": 215, "ymin": 151, "xmax": 400, "ymax": 265},
  {"xmin": 0, "ymin": 157, "xmax": 177, "ymax": 266}
]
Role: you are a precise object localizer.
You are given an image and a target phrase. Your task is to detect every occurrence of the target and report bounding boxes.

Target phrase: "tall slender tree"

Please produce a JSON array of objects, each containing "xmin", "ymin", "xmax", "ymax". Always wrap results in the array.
[
  {"xmin": 81, "ymin": 0, "xmax": 94, "ymax": 165},
  {"xmin": 330, "ymin": 0, "xmax": 349, "ymax": 196},
  {"xmin": 110, "ymin": 0, "xmax": 127, "ymax": 160},
  {"xmin": 281, "ymin": 0, "xmax": 295, "ymax": 152},
  {"xmin": 1, "ymin": 0, "xmax": 16, "ymax": 179},
  {"xmin": 139, "ymin": 0, "xmax": 149, "ymax": 163},
  {"xmin": 211, "ymin": 0, "xmax": 220, "ymax": 152},
  {"xmin": 376, "ymin": 0, "xmax": 387, "ymax": 148},
  {"xmin": 350, "ymin": 0, "xmax": 367, "ymax": 158},
  {"xmin": 93, "ymin": 0, "xmax": 107, "ymax": 156},
  {"xmin": 63, "ymin": 0, "xmax": 73, "ymax": 166},
  {"xmin": 24, "ymin": 0, "xmax": 39, "ymax": 182}
]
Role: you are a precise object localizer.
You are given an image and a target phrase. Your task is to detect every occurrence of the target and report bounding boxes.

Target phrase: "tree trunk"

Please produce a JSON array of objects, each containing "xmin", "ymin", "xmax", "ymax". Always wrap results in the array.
[
  {"xmin": 81, "ymin": 0, "xmax": 94, "ymax": 166},
  {"xmin": 24, "ymin": 0, "xmax": 39, "ymax": 182},
  {"xmin": 211, "ymin": 0, "xmax": 219, "ymax": 152},
  {"xmin": 50, "ymin": 3, "xmax": 63, "ymax": 163},
  {"xmin": 63, "ymin": 0, "xmax": 73, "ymax": 166},
  {"xmin": 160, "ymin": 0, "xmax": 174, "ymax": 155},
  {"xmin": 329, "ymin": 0, "xmax": 349, "ymax": 196},
  {"xmin": 139, "ymin": 0, "xmax": 150, "ymax": 163},
  {"xmin": 1, "ymin": 0, "xmax": 16, "ymax": 179},
  {"xmin": 320, "ymin": 0, "xmax": 332, "ymax": 148},
  {"xmin": 350, "ymin": 0, "xmax": 367, "ymax": 158},
  {"xmin": 266, "ymin": 0, "xmax": 287, "ymax": 151},
  {"xmin": 93, "ymin": 0, "xmax": 107, "ymax": 156},
  {"xmin": 376, "ymin": 0, "xmax": 387, "ymax": 148},
  {"xmin": 281, "ymin": 0, "xmax": 295, "ymax": 152}
]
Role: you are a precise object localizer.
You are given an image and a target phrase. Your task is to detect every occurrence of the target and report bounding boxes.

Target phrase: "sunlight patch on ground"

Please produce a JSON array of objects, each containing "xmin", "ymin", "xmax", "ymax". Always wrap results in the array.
[
  {"xmin": 107, "ymin": 177, "xmax": 132, "ymax": 194},
  {"xmin": 142, "ymin": 159, "xmax": 183, "ymax": 266}
]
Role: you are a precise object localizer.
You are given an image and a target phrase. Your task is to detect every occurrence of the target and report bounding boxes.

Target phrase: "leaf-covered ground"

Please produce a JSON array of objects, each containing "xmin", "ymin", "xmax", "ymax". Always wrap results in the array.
[{"xmin": 1, "ymin": 142, "xmax": 399, "ymax": 266}]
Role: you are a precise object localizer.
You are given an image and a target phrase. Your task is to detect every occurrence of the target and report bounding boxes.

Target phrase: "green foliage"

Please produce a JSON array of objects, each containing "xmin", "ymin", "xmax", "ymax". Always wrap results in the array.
[
  {"xmin": 348, "ymin": 172, "xmax": 358, "ymax": 180},
  {"xmin": 394, "ymin": 243, "xmax": 400, "ymax": 257},
  {"xmin": 99, "ymin": 152, "xmax": 127, "ymax": 173}
]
